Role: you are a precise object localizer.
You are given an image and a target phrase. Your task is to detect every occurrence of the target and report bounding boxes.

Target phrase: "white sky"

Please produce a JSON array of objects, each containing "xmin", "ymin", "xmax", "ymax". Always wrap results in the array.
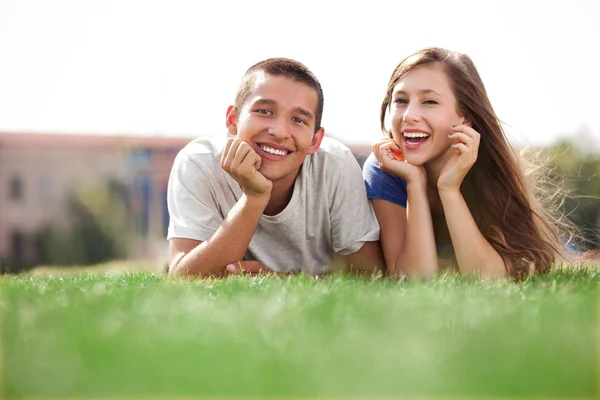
[{"xmin": 1, "ymin": 0, "xmax": 599, "ymax": 147}]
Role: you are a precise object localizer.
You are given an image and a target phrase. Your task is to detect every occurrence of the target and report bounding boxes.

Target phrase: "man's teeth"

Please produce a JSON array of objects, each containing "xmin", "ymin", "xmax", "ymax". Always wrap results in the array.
[
  {"xmin": 403, "ymin": 132, "xmax": 430, "ymax": 138},
  {"xmin": 260, "ymin": 144, "xmax": 288, "ymax": 156}
]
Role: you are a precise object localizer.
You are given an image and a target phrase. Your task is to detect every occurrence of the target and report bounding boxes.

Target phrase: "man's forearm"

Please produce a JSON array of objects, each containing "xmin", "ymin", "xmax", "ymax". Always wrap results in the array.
[{"xmin": 171, "ymin": 194, "xmax": 268, "ymax": 277}]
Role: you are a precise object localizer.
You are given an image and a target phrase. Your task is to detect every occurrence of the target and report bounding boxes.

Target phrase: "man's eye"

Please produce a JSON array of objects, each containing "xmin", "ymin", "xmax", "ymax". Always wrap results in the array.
[
  {"xmin": 255, "ymin": 109, "xmax": 272, "ymax": 115},
  {"xmin": 292, "ymin": 117, "xmax": 306, "ymax": 125}
]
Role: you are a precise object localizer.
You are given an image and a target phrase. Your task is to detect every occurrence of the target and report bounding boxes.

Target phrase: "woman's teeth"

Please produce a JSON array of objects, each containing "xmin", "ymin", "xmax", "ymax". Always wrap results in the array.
[{"xmin": 403, "ymin": 132, "xmax": 430, "ymax": 145}]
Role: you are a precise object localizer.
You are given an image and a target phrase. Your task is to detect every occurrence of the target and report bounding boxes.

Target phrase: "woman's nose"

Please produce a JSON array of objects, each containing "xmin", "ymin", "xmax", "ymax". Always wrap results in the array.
[{"xmin": 403, "ymin": 103, "xmax": 421, "ymax": 123}]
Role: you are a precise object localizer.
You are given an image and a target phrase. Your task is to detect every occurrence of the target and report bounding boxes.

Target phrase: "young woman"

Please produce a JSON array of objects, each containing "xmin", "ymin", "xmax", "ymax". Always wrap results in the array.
[{"xmin": 363, "ymin": 47, "xmax": 570, "ymax": 279}]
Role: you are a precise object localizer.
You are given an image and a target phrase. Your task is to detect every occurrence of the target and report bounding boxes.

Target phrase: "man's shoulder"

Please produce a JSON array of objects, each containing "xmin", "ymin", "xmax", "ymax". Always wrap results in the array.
[
  {"xmin": 304, "ymin": 137, "xmax": 362, "ymax": 186},
  {"xmin": 170, "ymin": 135, "xmax": 235, "ymax": 191},
  {"xmin": 178, "ymin": 135, "xmax": 226, "ymax": 160},
  {"xmin": 173, "ymin": 135, "xmax": 230, "ymax": 174},
  {"xmin": 314, "ymin": 136, "xmax": 355, "ymax": 162}
]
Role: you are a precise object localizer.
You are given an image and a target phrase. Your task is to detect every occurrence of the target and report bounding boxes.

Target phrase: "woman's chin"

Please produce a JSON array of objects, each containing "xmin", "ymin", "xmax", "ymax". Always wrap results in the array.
[{"xmin": 404, "ymin": 154, "xmax": 425, "ymax": 166}]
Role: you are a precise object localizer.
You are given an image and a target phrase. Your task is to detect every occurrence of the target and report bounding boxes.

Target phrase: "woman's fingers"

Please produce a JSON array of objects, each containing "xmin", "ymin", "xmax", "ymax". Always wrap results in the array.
[
  {"xmin": 449, "ymin": 131, "xmax": 474, "ymax": 147},
  {"xmin": 451, "ymin": 125, "xmax": 480, "ymax": 165},
  {"xmin": 451, "ymin": 143, "xmax": 470, "ymax": 154},
  {"xmin": 372, "ymin": 138, "xmax": 393, "ymax": 162},
  {"xmin": 373, "ymin": 138, "xmax": 401, "ymax": 165},
  {"xmin": 452, "ymin": 125, "xmax": 480, "ymax": 146}
]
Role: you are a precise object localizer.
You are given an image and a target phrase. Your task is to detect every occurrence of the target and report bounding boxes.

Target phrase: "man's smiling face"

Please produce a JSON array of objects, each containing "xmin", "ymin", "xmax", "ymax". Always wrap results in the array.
[{"xmin": 226, "ymin": 73, "xmax": 324, "ymax": 189}]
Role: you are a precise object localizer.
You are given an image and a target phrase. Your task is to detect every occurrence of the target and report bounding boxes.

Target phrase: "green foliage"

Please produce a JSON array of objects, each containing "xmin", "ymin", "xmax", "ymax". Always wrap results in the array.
[
  {"xmin": 33, "ymin": 180, "xmax": 133, "ymax": 268},
  {"xmin": 544, "ymin": 131, "xmax": 600, "ymax": 249},
  {"xmin": 1, "ymin": 266, "xmax": 598, "ymax": 398}
]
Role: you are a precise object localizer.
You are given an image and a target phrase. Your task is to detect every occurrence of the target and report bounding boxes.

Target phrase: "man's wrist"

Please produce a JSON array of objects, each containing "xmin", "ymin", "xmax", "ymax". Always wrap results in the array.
[
  {"xmin": 242, "ymin": 191, "xmax": 270, "ymax": 205},
  {"xmin": 238, "ymin": 192, "xmax": 270, "ymax": 216}
]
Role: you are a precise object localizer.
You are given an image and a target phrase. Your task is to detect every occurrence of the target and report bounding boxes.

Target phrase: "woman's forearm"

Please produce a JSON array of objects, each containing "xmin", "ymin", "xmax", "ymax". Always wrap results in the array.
[
  {"xmin": 439, "ymin": 189, "xmax": 506, "ymax": 278},
  {"xmin": 392, "ymin": 182, "xmax": 438, "ymax": 278}
]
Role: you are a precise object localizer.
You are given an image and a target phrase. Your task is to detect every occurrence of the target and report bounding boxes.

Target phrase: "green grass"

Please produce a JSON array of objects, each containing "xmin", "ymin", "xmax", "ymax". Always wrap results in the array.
[{"xmin": 1, "ymin": 264, "xmax": 598, "ymax": 398}]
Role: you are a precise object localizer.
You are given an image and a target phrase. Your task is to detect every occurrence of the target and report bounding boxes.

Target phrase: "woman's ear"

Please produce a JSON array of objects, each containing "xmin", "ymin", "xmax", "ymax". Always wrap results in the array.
[
  {"xmin": 225, "ymin": 105, "xmax": 238, "ymax": 135},
  {"xmin": 458, "ymin": 115, "xmax": 472, "ymax": 128}
]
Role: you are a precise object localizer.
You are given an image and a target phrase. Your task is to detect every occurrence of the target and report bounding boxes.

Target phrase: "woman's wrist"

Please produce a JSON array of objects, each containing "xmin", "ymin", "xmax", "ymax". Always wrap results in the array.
[
  {"xmin": 405, "ymin": 172, "xmax": 427, "ymax": 189},
  {"xmin": 408, "ymin": 179, "xmax": 426, "ymax": 191},
  {"xmin": 438, "ymin": 188, "xmax": 463, "ymax": 203}
]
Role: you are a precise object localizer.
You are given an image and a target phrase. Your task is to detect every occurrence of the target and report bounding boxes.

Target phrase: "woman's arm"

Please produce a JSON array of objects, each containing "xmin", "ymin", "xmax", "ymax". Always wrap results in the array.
[
  {"xmin": 372, "ymin": 180, "xmax": 438, "ymax": 278},
  {"xmin": 437, "ymin": 125, "xmax": 506, "ymax": 278},
  {"xmin": 439, "ymin": 190, "xmax": 506, "ymax": 278},
  {"xmin": 368, "ymin": 138, "xmax": 439, "ymax": 278}
]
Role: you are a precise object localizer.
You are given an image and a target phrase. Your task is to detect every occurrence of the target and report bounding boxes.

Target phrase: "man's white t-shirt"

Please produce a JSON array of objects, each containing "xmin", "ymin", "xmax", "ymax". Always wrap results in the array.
[{"xmin": 167, "ymin": 135, "xmax": 380, "ymax": 275}]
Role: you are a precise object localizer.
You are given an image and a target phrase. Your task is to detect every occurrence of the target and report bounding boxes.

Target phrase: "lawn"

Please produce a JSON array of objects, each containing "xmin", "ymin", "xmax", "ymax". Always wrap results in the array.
[{"xmin": 1, "ymin": 263, "xmax": 598, "ymax": 398}]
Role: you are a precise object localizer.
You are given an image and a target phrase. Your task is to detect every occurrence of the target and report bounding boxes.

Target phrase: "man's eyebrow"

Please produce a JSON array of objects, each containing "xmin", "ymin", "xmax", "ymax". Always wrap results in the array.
[
  {"xmin": 294, "ymin": 107, "xmax": 314, "ymax": 120},
  {"xmin": 253, "ymin": 98, "xmax": 277, "ymax": 106},
  {"xmin": 394, "ymin": 89, "xmax": 442, "ymax": 96},
  {"xmin": 252, "ymin": 98, "xmax": 314, "ymax": 119}
]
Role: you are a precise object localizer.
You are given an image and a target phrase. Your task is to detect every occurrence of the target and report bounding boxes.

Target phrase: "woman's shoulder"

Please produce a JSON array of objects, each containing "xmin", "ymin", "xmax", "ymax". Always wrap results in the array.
[
  {"xmin": 362, "ymin": 152, "xmax": 408, "ymax": 208},
  {"xmin": 363, "ymin": 153, "xmax": 407, "ymax": 187}
]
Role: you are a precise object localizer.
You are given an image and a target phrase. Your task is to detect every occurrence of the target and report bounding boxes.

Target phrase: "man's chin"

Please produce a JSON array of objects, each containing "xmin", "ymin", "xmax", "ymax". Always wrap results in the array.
[{"xmin": 259, "ymin": 167, "xmax": 300, "ymax": 184}]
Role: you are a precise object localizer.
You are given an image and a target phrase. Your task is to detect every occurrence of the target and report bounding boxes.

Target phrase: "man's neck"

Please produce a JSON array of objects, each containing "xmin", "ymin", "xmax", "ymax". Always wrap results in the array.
[{"xmin": 263, "ymin": 171, "xmax": 300, "ymax": 216}]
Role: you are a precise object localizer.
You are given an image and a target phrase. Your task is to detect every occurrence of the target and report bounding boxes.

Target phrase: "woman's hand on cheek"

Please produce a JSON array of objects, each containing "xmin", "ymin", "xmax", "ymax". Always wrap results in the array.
[
  {"xmin": 372, "ymin": 138, "xmax": 426, "ymax": 185},
  {"xmin": 437, "ymin": 124, "xmax": 480, "ymax": 192}
]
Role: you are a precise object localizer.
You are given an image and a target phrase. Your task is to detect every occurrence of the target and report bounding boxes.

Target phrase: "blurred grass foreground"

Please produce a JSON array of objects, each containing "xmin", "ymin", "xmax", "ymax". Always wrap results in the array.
[{"xmin": 1, "ymin": 263, "xmax": 598, "ymax": 398}]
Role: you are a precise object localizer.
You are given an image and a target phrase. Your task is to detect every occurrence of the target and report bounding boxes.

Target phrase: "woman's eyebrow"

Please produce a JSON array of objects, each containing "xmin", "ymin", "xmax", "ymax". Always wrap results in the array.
[{"xmin": 394, "ymin": 89, "xmax": 442, "ymax": 96}]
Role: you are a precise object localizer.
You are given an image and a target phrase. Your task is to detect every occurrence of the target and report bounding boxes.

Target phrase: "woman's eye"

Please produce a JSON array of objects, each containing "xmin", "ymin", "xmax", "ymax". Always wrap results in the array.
[
  {"xmin": 423, "ymin": 100, "xmax": 438, "ymax": 105},
  {"xmin": 393, "ymin": 98, "xmax": 408, "ymax": 104}
]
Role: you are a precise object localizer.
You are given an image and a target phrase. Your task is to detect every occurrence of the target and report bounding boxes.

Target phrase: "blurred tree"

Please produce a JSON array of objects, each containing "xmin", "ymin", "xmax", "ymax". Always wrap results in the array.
[
  {"xmin": 33, "ymin": 179, "xmax": 134, "ymax": 268},
  {"xmin": 543, "ymin": 127, "xmax": 600, "ymax": 250}
]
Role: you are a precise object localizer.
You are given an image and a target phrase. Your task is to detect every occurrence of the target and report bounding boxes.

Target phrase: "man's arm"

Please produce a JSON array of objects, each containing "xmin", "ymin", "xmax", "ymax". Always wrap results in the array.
[
  {"xmin": 168, "ymin": 138, "xmax": 272, "ymax": 278},
  {"xmin": 326, "ymin": 145, "xmax": 385, "ymax": 277},
  {"xmin": 168, "ymin": 193, "xmax": 268, "ymax": 277}
]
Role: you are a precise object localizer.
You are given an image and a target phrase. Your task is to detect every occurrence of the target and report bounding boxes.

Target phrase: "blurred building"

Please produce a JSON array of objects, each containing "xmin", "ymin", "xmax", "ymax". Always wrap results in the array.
[
  {"xmin": 0, "ymin": 132, "xmax": 371, "ymax": 268},
  {"xmin": 0, "ymin": 132, "xmax": 191, "ymax": 268}
]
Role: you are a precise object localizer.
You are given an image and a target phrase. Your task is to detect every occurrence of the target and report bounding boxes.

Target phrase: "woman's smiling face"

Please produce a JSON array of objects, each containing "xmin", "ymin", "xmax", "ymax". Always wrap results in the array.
[{"xmin": 390, "ymin": 64, "xmax": 466, "ymax": 166}]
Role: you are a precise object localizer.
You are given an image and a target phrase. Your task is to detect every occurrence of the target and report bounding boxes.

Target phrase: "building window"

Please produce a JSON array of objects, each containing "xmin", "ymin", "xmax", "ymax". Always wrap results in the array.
[{"xmin": 9, "ymin": 175, "xmax": 23, "ymax": 201}]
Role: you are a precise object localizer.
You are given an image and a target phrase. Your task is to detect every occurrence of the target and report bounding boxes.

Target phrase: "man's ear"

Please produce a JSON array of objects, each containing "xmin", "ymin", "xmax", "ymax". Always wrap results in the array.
[
  {"xmin": 225, "ymin": 105, "xmax": 238, "ymax": 135},
  {"xmin": 306, "ymin": 127, "xmax": 326, "ymax": 155}
]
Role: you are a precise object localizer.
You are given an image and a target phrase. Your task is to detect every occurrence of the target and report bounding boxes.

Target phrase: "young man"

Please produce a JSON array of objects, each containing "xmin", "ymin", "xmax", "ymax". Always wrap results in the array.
[{"xmin": 167, "ymin": 58, "xmax": 383, "ymax": 278}]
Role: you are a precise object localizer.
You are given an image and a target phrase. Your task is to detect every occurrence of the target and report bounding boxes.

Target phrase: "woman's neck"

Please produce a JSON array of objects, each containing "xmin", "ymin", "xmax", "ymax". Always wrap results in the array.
[{"xmin": 424, "ymin": 147, "xmax": 454, "ymax": 190}]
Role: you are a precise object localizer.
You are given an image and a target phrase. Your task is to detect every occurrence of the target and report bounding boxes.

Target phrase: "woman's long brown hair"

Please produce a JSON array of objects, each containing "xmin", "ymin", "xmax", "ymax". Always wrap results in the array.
[{"xmin": 380, "ymin": 48, "xmax": 571, "ymax": 278}]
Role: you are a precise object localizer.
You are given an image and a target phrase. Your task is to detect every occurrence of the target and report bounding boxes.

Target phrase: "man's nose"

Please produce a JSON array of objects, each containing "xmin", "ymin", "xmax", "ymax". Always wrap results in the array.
[{"xmin": 267, "ymin": 117, "xmax": 292, "ymax": 139}]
